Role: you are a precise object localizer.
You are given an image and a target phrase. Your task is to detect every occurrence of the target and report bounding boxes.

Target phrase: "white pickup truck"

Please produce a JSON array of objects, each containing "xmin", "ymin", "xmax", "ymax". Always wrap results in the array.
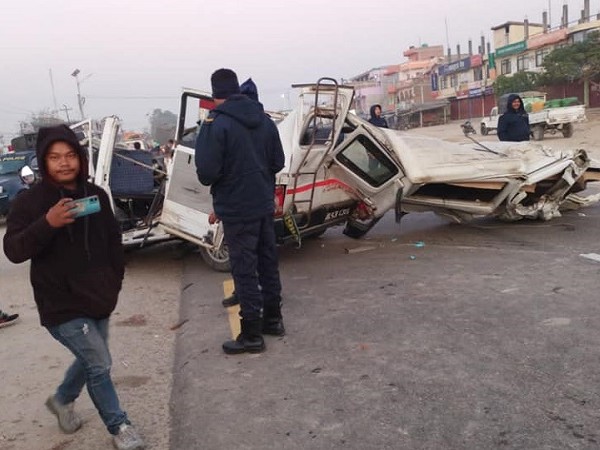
[{"xmin": 480, "ymin": 101, "xmax": 586, "ymax": 140}]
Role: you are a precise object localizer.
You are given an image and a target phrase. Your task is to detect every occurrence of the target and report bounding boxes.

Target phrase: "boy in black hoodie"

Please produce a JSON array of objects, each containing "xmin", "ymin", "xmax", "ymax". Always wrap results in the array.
[{"xmin": 3, "ymin": 125, "xmax": 144, "ymax": 450}]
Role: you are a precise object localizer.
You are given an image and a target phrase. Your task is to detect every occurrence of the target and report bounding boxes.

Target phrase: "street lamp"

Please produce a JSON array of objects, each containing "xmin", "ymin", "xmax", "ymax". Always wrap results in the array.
[{"xmin": 71, "ymin": 68, "xmax": 92, "ymax": 120}]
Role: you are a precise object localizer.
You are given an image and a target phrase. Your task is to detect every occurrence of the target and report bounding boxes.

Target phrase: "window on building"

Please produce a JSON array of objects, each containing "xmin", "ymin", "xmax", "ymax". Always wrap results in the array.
[
  {"xmin": 473, "ymin": 67, "xmax": 483, "ymax": 81},
  {"xmin": 535, "ymin": 48, "xmax": 550, "ymax": 67},
  {"xmin": 450, "ymin": 74, "xmax": 458, "ymax": 88},
  {"xmin": 516, "ymin": 55, "xmax": 528, "ymax": 72},
  {"xmin": 440, "ymin": 77, "xmax": 447, "ymax": 89},
  {"xmin": 500, "ymin": 59, "xmax": 511, "ymax": 75}
]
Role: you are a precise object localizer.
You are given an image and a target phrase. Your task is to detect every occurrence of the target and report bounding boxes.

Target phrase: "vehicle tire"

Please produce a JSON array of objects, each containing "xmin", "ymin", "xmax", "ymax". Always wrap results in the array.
[
  {"xmin": 532, "ymin": 125, "xmax": 545, "ymax": 141},
  {"xmin": 480, "ymin": 123, "xmax": 488, "ymax": 135},
  {"xmin": 199, "ymin": 244, "xmax": 231, "ymax": 272},
  {"xmin": 562, "ymin": 123, "xmax": 574, "ymax": 138},
  {"xmin": 343, "ymin": 217, "xmax": 382, "ymax": 239}
]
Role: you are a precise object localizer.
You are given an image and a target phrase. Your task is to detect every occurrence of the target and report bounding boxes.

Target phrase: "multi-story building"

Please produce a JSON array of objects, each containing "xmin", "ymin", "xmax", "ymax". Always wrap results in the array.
[
  {"xmin": 349, "ymin": 45, "xmax": 450, "ymax": 128},
  {"xmin": 346, "ymin": 67, "xmax": 389, "ymax": 119}
]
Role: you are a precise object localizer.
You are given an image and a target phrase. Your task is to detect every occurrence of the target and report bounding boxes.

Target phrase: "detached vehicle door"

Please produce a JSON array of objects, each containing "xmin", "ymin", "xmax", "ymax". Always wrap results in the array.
[
  {"xmin": 159, "ymin": 89, "xmax": 231, "ymax": 271},
  {"xmin": 326, "ymin": 122, "xmax": 406, "ymax": 237}
]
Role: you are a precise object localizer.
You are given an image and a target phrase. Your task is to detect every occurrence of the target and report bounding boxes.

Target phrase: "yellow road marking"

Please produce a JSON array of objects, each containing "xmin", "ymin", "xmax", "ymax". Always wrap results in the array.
[{"xmin": 223, "ymin": 279, "xmax": 240, "ymax": 339}]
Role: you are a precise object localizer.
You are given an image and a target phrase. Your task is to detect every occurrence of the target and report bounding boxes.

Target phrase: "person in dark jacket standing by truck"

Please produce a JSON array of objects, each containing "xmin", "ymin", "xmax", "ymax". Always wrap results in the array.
[
  {"xmin": 195, "ymin": 68, "xmax": 285, "ymax": 355},
  {"xmin": 497, "ymin": 94, "xmax": 530, "ymax": 142},
  {"xmin": 368, "ymin": 104, "xmax": 388, "ymax": 128},
  {"xmin": 3, "ymin": 125, "xmax": 144, "ymax": 450}
]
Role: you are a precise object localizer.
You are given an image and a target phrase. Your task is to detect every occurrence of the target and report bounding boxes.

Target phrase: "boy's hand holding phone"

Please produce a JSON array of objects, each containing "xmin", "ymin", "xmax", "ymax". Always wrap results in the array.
[
  {"xmin": 46, "ymin": 198, "xmax": 76, "ymax": 228},
  {"xmin": 46, "ymin": 195, "xmax": 101, "ymax": 228}
]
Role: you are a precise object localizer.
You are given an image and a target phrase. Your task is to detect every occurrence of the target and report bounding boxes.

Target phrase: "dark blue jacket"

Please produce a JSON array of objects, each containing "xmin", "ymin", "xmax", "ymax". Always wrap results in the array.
[
  {"xmin": 497, "ymin": 94, "xmax": 530, "ymax": 142},
  {"xmin": 368, "ymin": 104, "xmax": 388, "ymax": 128},
  {"xmin": 195, "ymin": 94, "xmax": 285, "ymax": 223}
]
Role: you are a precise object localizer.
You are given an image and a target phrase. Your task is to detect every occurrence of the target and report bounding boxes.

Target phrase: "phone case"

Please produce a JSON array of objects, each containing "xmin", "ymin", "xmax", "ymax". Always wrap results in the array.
[{"xmin": 70, "ymin": 195, "xmax": 101, "ymax": 218}]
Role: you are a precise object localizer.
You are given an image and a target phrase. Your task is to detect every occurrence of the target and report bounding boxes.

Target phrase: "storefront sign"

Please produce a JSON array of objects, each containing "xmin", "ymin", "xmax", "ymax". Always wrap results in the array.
[
  {"xmin": 431, "ymin": 73, "xmax": 439, "ymax": 91},
  {"xmin": 496, "ymin": 41, "xmax": 527, "ymax": 57},
  {"xmin": 470, "ymin": 54, "xmax": 483, "ymax": 67},
  {"xmin": 438, "ymin": 57, "xmax": 472, "ymax": 76}
]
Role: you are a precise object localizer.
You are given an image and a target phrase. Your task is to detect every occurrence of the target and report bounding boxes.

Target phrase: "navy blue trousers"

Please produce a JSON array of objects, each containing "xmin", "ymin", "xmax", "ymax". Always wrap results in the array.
[{"xmin": 222, "ymin": 215, "xmax": 282, "ymax": 321}]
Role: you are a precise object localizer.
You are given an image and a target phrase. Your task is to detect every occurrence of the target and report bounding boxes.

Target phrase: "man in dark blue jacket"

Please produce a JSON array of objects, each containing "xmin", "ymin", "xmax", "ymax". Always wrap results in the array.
[
  {"xmin": 195, "ymin": 68, "xmax": 285, "ymax": 354},
  {"xmin": 368, "ymin": 104, "xmax": 388, "ymax": 128},
  {"xmin": 497, "ymin": 94, "xmax": 531, "ymax": 142}
]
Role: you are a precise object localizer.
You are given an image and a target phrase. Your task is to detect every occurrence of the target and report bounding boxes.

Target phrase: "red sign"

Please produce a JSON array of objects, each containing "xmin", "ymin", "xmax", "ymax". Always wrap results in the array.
[{"xmin": 470, "ymin": 54, "xmax": 483, "ymax": 67}]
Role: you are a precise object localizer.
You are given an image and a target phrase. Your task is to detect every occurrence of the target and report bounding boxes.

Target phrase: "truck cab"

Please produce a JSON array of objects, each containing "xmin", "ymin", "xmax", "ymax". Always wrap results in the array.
[{"xmin": 158, "ymin": 79, "xmax": 406, "ymax": 270}]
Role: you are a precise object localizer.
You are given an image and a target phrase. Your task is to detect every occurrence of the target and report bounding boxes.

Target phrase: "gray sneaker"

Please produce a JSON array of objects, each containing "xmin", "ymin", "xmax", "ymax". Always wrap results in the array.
[
  {"xmin": 113, "ymin": 423, "xmax": 145, "ymax": 450},
  {"xmin": 45, "ymin": 395, "xmax": 82, "ymax": 434}
]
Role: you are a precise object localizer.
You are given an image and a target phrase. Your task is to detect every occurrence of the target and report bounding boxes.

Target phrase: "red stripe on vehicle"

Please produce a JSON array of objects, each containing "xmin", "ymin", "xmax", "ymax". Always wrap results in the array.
[{"xmin": 286, "ymin": 179, "xmax": 354, "ymax": 195}]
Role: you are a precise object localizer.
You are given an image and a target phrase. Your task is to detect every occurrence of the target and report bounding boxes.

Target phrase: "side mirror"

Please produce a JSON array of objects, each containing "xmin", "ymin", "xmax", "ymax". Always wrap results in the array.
[{"xmin": 20, "ymin": 165, "xmax": 36, "ymax": 185}]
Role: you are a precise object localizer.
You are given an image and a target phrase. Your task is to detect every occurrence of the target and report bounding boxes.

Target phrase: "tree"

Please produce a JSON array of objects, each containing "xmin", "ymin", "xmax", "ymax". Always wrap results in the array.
[
  {"xmin": 148, "ymin": 109, "xmax": 177, "ymax": 145},
  {"xmin": 541, "ymin": 31, "xmax": 600, "ymax": 106},
  {"xmin": 493, "ymin": 71, "xmax": 541, "ymax": 96}
]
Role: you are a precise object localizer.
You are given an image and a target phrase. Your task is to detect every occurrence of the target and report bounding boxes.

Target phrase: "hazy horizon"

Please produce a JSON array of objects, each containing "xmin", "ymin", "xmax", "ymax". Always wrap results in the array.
[{"xmin": 1, "ymin": 0, "xmax": 597, "ymax": 141}]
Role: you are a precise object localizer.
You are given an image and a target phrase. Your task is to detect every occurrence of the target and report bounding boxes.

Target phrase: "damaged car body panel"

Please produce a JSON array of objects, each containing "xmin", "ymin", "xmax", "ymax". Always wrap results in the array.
[{"xmin": 92, "ymin": 79, "xmax": 600, "ymax": 271}]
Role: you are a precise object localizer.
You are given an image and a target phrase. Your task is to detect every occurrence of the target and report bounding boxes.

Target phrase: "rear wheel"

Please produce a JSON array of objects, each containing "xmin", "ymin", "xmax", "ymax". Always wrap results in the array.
[
  {"xmin": 199, "ymin": 244, "xmax": 231, "ymax": 272},
  {"xmin": 532, "ymin": 125, "xmax": 545, "ymax": 141},
  {"xmin": 480, "ymin": 123, "xmax": 488, "ymax": 135},
  {"xmin": 562, "ymin": 123, "xmax": 574, "ymax": 138}
]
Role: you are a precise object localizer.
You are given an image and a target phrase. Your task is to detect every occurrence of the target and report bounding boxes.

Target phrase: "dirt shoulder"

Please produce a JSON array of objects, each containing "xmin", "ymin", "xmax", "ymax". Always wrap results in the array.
[{"xmin": 0, "ymin": 240, "xmax": 182, "ymax": 450}]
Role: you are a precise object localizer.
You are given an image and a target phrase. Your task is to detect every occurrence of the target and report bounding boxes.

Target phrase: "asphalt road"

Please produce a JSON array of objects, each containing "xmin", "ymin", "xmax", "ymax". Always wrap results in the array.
[{"xmin": 170, "ymin": 202, "xmax": 600, "ymax": 450}]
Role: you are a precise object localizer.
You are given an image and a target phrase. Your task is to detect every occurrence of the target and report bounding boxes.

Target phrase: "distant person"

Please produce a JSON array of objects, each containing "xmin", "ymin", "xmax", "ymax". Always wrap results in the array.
[
  {"xmin": 133, "ymin": 142, "xmax": 142, "ymax": 150},
  {"xmin": 368, "ymin": 104, "xmax": 388, "ymax": 128},
  {"xmin": 0, "ymin": 308, "xmax": 19, "ymax": 328},
  {"xmin": 3, "ymin": 125, "xmax": 145, "ymax": 450},
  {"xmin": 497, "ymin": 94, "xmax": 530, "ymax": 142},
  {"xmin": 195, "ymin": 68, "xmax": 286, "ymax": 354},
  {"xmin": 163, "ymin": 139, "xmax": 175, "ymax": 161}
]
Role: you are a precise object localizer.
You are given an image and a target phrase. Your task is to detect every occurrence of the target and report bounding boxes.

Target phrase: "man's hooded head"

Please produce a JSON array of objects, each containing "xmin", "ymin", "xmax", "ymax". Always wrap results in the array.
[
  {"xmin": 36, "ymin": 124, "xmax": 88, "ymax": 184},
  {"xmin": 506, "ymin": 94, "xmax": 526, "ymax": 114},
  {"xmin": 240, "ymin": 78, "xmax": 259, "ymax": 102},
  {"xmin": 211, "ymin": 68, "xmax": 240, "ymax": 100}
]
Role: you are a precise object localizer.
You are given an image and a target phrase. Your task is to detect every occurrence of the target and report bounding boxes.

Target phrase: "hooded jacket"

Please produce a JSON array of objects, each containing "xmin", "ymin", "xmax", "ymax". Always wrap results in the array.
[
  {"xmin": 240, "ymin": 78, "xmax": 259, "ymax": 102},
  {"xmin": 3, "ymin": 125, "xmax": 124, "ymax": 327},
  {"xmin": 195, "ymin": 94, "xmax": 285, "ymax": 222},
  {"xmin": 368, "ymin": 104, "xmax": 388, "ymax": 128},
  {"xmin": 497, "ymin": 94, "xmax": 530, "ymax": 142}
]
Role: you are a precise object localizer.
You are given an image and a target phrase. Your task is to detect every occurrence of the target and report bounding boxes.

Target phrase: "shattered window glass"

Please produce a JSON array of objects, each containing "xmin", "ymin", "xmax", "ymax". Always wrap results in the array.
[{"xmin": 336, "ymin": 135, "xmax": 398, "ymax": 187}]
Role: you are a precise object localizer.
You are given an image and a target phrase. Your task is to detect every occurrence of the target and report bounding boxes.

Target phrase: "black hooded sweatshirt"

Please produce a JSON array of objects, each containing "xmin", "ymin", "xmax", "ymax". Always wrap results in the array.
[
  {"xmin": 368, "ymin": 104, "xmax": 388, "ymax": 128},
  {"xmin": 3, "ymin": 125, "xmax": 124, "ymax": 327},
  {"xmin": 195, "ymin": 94, "xmax": 285, "ymax": 223},
  {"xmin": 497, "ymin": 94, "xmax": 530, "ymax": 142}
]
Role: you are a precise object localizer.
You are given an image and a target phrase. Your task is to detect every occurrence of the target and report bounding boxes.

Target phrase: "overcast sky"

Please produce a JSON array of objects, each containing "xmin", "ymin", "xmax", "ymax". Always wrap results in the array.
[{"xmin": 1, "ymin": 0, "xmax": 597, "ymax": 139}]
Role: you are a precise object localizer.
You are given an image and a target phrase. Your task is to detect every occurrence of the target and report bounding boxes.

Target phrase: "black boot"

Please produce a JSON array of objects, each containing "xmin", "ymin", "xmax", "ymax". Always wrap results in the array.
[
  {"xmin": 222, "ymin": 319, "xmax": 265, "ymax": 355},
  {"xmin": 222, "ymin": 291, "xmax": 239, "ymax": 308},
  {"xmin": 263, "ymin": 304, "xmax": 285, "ymax": 336}
]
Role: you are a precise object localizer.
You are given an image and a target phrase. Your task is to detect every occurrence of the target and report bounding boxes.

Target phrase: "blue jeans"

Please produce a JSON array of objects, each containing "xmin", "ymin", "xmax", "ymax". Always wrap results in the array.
[
  {"xmin": 223, "ymin": 214, "xmax": 282, "ymax": 321},
  {"xmin": 47, "ymin": 317, "xmax": 128, "ymax": 435}
]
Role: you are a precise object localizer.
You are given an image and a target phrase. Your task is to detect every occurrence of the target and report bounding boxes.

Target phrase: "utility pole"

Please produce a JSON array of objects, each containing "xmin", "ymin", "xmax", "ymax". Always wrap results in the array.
[
  {"xmin": 71, "ymin": 69, "xmax": 92, "ymax": 120},
  {"xmin": 60, "ymin": 104, "xmax": 73, "ymax": 123}
]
